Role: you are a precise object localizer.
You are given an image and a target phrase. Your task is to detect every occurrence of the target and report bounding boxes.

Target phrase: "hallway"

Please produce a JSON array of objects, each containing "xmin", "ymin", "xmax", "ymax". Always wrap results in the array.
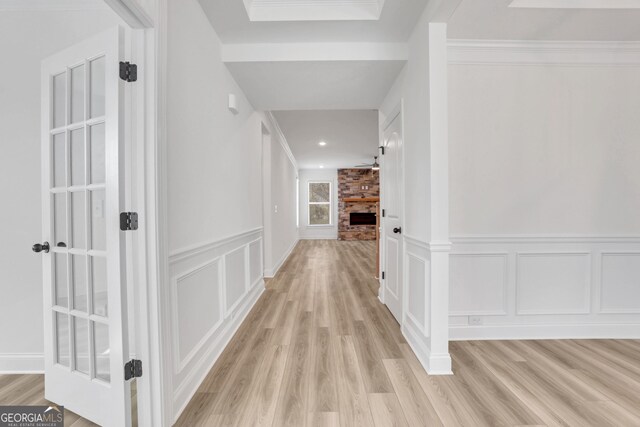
[{"xmin": 174, "ymin": 241, "xmax": 640, "ymax": 426}]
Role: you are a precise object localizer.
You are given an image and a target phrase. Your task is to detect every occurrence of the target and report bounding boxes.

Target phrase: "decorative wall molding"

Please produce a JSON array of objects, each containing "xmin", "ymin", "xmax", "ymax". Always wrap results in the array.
[
  {"xmin": 169, "ymin": 227, "xmax": 263, "ymax": 264},
  {"xmin": 450, "ymin": 253, "xmax": 508, "ymax": 316},
  {"xmin": 168, "ymin": 227, "xmax": 266, "ymax": 421},
  {"xmin": 0, "ymin": 353, "xmax": 44, "ymax": 374},
  {"xmin": 172, "ymin": 284, "xmax": 264, "ymax": 422},
  {"xmin": 449, "ymin": 235, "xmax": 640, "ymax": 340},
  {"xmin": 452, "ymin": 234, "xmax": 640, "ymax": 244},
  {"xmin": 599, "ymin": 252, "xmax": 640, "ymax": 314},
  {"xmin": 265, "ymin": 112, "xmax": 298, "ymax": 172},
  {"xmin": 448, "ymin": 39, "xmax": 640, "ymax": 66},
  {"xmin": 515, "ymin": 252, "xmax": 591, "ymax": 315}
]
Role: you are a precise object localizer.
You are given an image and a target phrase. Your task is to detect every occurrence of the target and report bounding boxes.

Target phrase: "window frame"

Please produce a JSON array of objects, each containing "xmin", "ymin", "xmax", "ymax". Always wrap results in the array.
[{"xmin": 308, "ymin": 181, "xmax": 332, "ymax": 226}]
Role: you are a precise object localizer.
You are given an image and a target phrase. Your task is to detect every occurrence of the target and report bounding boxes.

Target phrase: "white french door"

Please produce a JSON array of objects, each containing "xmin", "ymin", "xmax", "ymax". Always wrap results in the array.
[
  {"xmin": 39, "ymin": 27, "xmax": 132, "ymax": 426},
  {"xmin": 381, "ymin": 110, "xmax": 404, "ymax": 324}
]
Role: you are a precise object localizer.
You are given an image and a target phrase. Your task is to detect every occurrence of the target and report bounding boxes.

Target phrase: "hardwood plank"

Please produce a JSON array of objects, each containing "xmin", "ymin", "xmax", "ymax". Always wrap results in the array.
[
  {"xmin": 309, "ymin": 327, "xmax": 339, "ymax": 413},
  {"xmin": 352, "ymin": 320, "xmax": 394, "ymax": 393},
  {"xmin": 333, "ymin": 335, "xmax": 376, "ymax": 427},
  {"xmin": 273, "ymin": 311, "xmax": 313, "ymax": 427},
  {"xmin": 237, "ymin": 344, "xmax": 289, "ymax": 427},
  {"xmin": 368, "ymin": 393, "xmax": 409, "ymax": 427},
  {"xmin": 306, "ymin": 412, "xmax": 340, "ymax": 427},
  {"xmin": 382, "ymin": 359, "xmax": 443, "ymax": 426}
]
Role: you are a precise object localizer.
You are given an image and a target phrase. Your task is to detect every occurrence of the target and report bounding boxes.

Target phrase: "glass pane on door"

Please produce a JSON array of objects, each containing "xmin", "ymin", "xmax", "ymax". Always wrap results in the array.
[
  {"xmin": 72, "ymin": 255, "xmax": 87, "ymax": 312},
  {"xmin": 74, "ymin": 317, "xmax": 90, "ymax": 375},
  {"xmin": 70, "ymin": 65, "xmax": 85, "ymax": 124},
  {"xmin": 93, "ymin": 321, "xmax": 110, "ymax": 383},
  {"xmin": 55, "ymin": 253, "xmax": 68, "ymax": 308},
  {"xmin": 90, "ymin": 57, "xmax": 105, "ymax": 118},
  {"xmin": 90, "ymin": 123, "xmax": 105, "ymax": 184},
  {"xmin": 53, "ymin": 193, "xmax": 67, "ymax": 248},
  {"xmin": 53, "ymin": 133, "xmax": 66, "ymax": 188},
  {"xmin": 91, "ymin": 256, "xmax": 108, "ymax": 317},
  {"xmin": 71, "ymin": 192, "xmax": 85, "ymax": 249},
  {"xmin": 53, "ymin": 72, "xmax": 66, "ymax": 129},
  {"xmin": 55, "ymin": 312, "xmax": 70, "ymax": 367},
  {"xmin": 90, "ymin": 190, "xmax": 106, "ymax": 250},
  {"xmin": 70, "ymin": 128, "xmax": 85, "ymax": 186}
]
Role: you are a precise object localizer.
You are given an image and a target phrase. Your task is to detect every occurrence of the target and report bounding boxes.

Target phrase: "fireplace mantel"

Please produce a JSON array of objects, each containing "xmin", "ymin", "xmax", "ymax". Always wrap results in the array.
[{"xmin": 343, "ymin": 197, "xmax": 380, "ymax": 203}]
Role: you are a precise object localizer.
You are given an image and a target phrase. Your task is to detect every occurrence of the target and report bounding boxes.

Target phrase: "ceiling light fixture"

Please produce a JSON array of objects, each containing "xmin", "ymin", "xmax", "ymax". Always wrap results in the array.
[
  {"xmin": 318, "ymin": 141, "xmax": 327, "ymax": 146},
  {"xmin": 319, "ymin": 165, "xmax": 324, "ymax": 169}
]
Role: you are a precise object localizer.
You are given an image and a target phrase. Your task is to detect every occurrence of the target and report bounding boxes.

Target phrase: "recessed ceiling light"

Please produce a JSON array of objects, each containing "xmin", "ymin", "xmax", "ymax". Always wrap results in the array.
[
  {"xmin": 318, "ymin": 141, "xmax": 327, "ymax": 146},
  {"xmin": 319, "ymin": 165, "xmax": 324, "ymax": 168}
]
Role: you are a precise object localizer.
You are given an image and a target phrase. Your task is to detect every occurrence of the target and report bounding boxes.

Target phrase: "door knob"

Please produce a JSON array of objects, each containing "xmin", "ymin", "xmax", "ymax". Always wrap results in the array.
[
  {"xmin": 393, "ymin": 227, "xmax": 402, "ymax": 234},
  {"xmin": 32, "ymin": 242, "xmax": 50, "ymax": 253}
]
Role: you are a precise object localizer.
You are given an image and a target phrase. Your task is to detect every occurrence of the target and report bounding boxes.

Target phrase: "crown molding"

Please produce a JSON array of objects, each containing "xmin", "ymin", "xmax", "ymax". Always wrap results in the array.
[
  {"xmin": 448, "ymin": 39, "xmax": 640, "ymax": 66},
  {"xmin": 0, "ymin": 0, "xmax": 108, "ymax": 11},
  {"xmin": 265, "ymin": 112, "xmax": 299, "ymax": 172}
]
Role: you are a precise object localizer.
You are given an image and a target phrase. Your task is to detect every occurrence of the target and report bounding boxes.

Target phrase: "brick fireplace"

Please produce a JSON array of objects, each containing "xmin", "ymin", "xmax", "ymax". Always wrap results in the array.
[{"xmin": 338, "ymin": 169, "xmax": 380, "ymax": 240}]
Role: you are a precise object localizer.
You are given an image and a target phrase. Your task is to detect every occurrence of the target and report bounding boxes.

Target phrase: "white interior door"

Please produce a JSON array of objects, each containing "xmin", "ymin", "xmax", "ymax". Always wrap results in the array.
[
  {"xmin": 381, "ymin": 110, "xmax": 404, "ymax": 324},
  {"xmin": 39, "ymin": 27, "xmax": 132, "ymax": 427}
]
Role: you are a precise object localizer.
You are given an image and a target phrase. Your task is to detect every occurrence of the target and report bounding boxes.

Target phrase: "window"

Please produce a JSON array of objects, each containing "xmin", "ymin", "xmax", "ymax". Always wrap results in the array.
[{"xmin": 308, "ymin": 181, "xmax": 331, "ymax": 226}]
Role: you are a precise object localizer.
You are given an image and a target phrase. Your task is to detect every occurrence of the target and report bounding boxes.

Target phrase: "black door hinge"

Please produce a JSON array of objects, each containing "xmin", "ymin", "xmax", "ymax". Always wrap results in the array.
[
  {"xmin": 382, "ymin": 271, "xmax": 385, "ymax": 280},
  {"xmin": 382, "ymin": 209, "xmax": 386, "ymax": 217},
  {"xmin": 120, "ymin": 212, "xmax": 139, "ymax": 231},
  {"xmin": 119, "ymin": 61, "xmax": 137, "ymax": 82},
  {"xmin": 124, "ymin": 359, "xmax": 142, "ymax": 381},
  {"xmin": 379, "ymin": 146, "xmax": 385, "ymax": 155}
]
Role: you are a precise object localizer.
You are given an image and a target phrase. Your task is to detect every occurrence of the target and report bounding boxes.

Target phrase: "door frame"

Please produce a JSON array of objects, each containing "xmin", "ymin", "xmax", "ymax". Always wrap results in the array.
[
  {"xmin": 378, "ymin": 100, "xmax": 405, "ymax": 320},
  {"xmin": 99, "ymin": 1, "xmax": 167, "ymax": 426}
]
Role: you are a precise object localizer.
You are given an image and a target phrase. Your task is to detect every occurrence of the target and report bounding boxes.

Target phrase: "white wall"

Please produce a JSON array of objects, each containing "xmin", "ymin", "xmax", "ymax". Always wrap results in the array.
[
  {"xmin": 0, "ymin": 8, "xmax": 125, "ymax": 373},
  {"xmin": 379, "ymin": 15, "xmax": 451, "ymax": 374},
  {"xmin": 264, "ymin": 126, "xmax": 299, "ymax": 276},
  {"xmin": 298, "ymin": 169, "xmax": 339, "ymax": 240},
  {"xmin": 165, "ymin": 0, "xmax": 297, "ymax": 420},
  {"xmin": 448, "ymin": 59, "xmax": 640, "ymax": 339}
]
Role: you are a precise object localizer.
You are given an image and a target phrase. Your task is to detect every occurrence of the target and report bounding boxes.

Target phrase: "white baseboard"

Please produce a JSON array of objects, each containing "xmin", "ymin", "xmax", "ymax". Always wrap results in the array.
[
  {"xmin": 0, "ymin": 353, "xmax": 44, "ymax": 374},
  {"xmin": 264, "ymin": 238, "xmax": 299, "ymax": 278},
  {"xmin": 173, "ymin": 282, "xmax": 265, "ymax": 423},
  {"xmin": 402, "ymin": 317, "xmax": 452, "ymax": 375},
  {"xmin": 450, "ymin": 323, "xmax": 640, "ymax": 341}
]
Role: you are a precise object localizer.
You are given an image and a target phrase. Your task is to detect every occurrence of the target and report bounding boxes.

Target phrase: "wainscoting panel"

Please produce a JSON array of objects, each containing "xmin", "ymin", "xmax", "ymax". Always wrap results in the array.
[
  {"xmin": 175, "ymin": 259, "xmax": 223, "ymax": 368},
  {"xmin": 516, "ymin": 252, "xmax": 591, "ymax": 315},
  {"xmin": 225, "ymin": 247, "xmax": 248, "ymax": 314},
  {"xmin": 600, "ymin": 252, "xmax": 640, "ymax": 314},
  {"xmin": 168, "ymin": 227, "xmax": 265, "ymax": 421},
  {"xmin": 249, "ymin": 239, "xmax": 263, "ymax": 288},
  {"xmin": 403, "ymin": 236, "xmax": 431, "ymax": 339},
  {"xmin": 450, "ymin": 253, "xmax": 508, "ymax": 316},
  {"xmin": 449, "ymin": 236, "xmax": 640, "ymax": 340},
  {"xmin": 407, "ymin": 253, "xmax": 427, "ymax": 331}
]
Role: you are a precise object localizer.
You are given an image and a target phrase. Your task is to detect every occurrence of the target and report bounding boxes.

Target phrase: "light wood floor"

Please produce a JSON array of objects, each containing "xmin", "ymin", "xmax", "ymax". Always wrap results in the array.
[
  {"xmin": 174, "ymin": 240, "xmax": 640, "ymax": 427},
  {"xmin": 3, "ymin": 240, "xmax": 640, "ymax": 426},
  {"xmin": 0, "ymin": 375, "xmax": 137, "ymax": 426}
]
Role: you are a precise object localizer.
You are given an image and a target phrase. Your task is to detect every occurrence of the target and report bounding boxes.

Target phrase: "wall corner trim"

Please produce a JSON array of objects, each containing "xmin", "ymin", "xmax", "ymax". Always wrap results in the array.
[{"xmin": 402, "ymin": 315, "xmax": 453, "ymax": 375}]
